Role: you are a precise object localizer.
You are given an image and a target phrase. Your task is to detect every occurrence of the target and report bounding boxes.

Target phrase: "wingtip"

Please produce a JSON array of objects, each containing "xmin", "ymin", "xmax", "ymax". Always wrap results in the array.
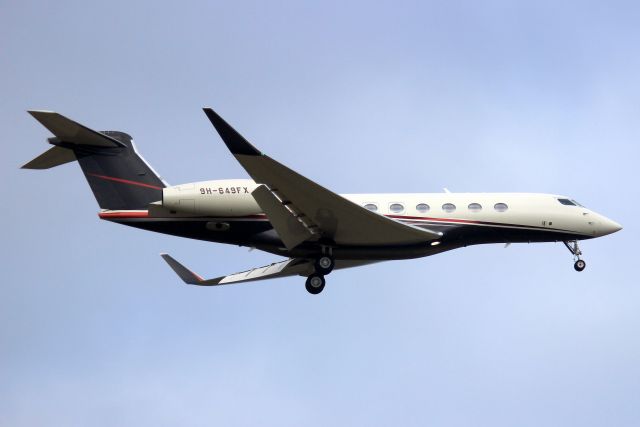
[
  {"xmin": 27, "ymin": 110, "xmax": 57, "ymax": 119},
  {"xmin": 160, "ymin": 253, "xmax": 203, "ymax": 285},
  {"xmin": 201, "ymin": 107, "xmax": 262, "ymax": 156}
]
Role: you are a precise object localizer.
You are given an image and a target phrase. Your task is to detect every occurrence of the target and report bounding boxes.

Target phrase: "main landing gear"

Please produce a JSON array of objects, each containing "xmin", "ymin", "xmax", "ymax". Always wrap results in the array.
[
  {"xmin": 305, "ymin": 274, "xmax": 326, "ymax": 294},
  {"xmin": 563, "ymin": 240, "xmax": 586, "ymax": 272},
  {"xmin": 314, "ymin": 255, "xmax": 335, "ymax": 275},
  {"xmin": 305, "ymin": 255, "xmax": 335, "ymax": 295}
]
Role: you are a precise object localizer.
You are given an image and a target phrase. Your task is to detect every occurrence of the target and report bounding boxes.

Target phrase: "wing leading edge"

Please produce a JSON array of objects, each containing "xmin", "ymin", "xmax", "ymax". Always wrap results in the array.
[{"xmin": 202, "ymin": 108, "xmax": 441, "ymax": 247}]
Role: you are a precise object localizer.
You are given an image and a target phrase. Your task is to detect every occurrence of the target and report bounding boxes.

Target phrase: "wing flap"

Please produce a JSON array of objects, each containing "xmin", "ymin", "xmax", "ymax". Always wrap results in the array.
[{"xmin": 251, "ymin": 184, "xmax": 317, "ymax": 249}]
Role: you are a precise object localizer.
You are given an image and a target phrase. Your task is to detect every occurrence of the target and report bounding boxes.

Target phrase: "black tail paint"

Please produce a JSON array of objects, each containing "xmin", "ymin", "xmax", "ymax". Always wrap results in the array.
[
  {"xmin": 72, "ymin": 132, "xmax": 165, "ymax": 209},
  {"xmin": 23, "ymin": 111, "xmax": 166, "ymax": 210}
]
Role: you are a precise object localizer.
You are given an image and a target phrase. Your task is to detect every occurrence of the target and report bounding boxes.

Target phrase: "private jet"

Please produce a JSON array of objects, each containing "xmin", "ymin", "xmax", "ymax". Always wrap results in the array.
[{"xmin": 22, "ymin": 108, "xmax": 622, "ymax": 294}]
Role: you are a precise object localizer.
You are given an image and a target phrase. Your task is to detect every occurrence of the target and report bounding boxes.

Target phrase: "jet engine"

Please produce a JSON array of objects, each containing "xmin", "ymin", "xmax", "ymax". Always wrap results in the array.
[{"xmin": 161, "ymin": 179, "xmax": 260, "ymax": 216}]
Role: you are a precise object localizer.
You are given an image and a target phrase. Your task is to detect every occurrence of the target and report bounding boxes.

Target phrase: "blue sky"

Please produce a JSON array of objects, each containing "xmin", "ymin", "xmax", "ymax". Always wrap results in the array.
[{"xmin": 1, "ymin": 1, "xmax": 639, "ymax": 425}]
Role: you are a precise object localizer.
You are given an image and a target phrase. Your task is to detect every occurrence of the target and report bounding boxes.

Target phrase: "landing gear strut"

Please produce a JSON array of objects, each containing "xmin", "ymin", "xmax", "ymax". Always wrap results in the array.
[{"xmin": 563, "ymin": 240, "xmax": 586, "ymax": 272}]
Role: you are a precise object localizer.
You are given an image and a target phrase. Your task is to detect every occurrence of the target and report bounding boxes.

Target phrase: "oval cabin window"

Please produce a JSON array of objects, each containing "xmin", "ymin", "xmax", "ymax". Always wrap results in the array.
[
  {"xmin": 494, "ymin": 202, "xmax": 508, "ymax": 212},
  {"xmin": 364, "ymin": 203, "xmax": 378, "ymax": 212},
  {"xmin": 416, "ymin": 203, "xmax": 430, "ymax": 214},
  {"xmin": 468, "ymin": 203, "xmax": 482, "ymax": 212},
  {"xmin": 389, "ymin": 203, "xmax": 404, "ymax": 213},
  {"xmin": 442, "ymin": 203, "xmax": 456, "ymax": 213}
]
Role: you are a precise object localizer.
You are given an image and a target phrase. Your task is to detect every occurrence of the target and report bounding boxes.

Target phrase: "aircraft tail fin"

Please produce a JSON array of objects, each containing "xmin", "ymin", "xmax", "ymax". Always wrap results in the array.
[{"xmin": 23, "ymin": 110, "xmax": 167, "ymax": 210}]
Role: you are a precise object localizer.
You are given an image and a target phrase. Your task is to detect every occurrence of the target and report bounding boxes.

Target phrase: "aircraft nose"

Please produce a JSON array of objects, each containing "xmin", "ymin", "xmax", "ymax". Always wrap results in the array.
[{"xmin": 600, "ymin": 217, "xmax": 623, "ymax": 236}]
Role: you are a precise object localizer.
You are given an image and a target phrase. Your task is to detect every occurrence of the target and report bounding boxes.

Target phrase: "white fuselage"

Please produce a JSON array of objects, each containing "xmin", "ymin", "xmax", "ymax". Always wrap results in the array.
[{"xmin": 159, "ymin": 179, "xmax": 621, "ymax": 239}]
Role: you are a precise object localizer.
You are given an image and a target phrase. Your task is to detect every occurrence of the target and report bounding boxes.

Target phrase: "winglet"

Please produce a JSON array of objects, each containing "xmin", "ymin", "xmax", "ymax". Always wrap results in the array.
[
  {"xmin": 202, "ymin": 108, "xmax": 262, "ymax": 156},
  {"xmin": 160, "ymin": 253, "xmax": 219, "ymax": 285}
]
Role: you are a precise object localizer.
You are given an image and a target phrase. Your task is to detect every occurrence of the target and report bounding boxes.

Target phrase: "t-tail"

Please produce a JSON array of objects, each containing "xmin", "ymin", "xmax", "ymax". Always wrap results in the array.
[{"xmin": 22, "ymin": 111, "xmax": 167, "ymax": 210}]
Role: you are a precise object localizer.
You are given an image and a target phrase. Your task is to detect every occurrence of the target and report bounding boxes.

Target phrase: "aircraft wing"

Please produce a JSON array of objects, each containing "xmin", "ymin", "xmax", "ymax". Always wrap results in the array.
[
  {"xmin": 203, "ymin": 108, "xmax": 442, "ymax": 247},
  {"xmin": 161, "ymin": 254, "xmax": 380, "ymax": 286},
  {"xmin": 161, "ymin": 254, "xmax": 313, "ymax": 286}
]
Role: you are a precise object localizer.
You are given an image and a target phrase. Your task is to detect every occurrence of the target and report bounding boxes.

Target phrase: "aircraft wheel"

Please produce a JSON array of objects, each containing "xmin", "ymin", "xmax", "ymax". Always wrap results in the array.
[
  {"xmin": 574, "ymin": 260, "xmax": 586, "ymax": 272},
  {"xmin": 305, "ymin": 274, "xmax": 325, "ymax": 294},
  {"xmin": 314, "ymin": 256, "xmax": 335, "ymax": 275}
]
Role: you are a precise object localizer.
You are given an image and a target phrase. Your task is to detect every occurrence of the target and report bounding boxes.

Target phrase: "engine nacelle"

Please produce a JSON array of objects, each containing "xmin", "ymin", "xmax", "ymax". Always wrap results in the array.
[{"xmin": 162, "ymin": 179, "xmax": 261, "ymax": 216}]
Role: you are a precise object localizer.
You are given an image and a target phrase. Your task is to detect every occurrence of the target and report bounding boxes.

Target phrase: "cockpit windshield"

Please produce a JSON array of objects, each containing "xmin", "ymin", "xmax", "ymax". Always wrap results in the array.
[{"xmin": 557, "ymin": 198, "xmax": 584, "ymax": 207}]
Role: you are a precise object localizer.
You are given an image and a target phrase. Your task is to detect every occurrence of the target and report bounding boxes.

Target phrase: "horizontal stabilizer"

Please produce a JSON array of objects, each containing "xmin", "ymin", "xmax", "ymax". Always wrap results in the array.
[
  {"xmin": 21, "ymin": 145, "xmax": 76, "ymax": 169},
  {"xmin": 28, "ymin": 110, "xmax": 124, "ymax": 147}
]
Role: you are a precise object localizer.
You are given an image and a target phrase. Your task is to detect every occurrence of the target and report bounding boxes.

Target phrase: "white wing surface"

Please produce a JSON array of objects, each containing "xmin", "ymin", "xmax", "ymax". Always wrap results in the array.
[
  {"xmin": 161, "ymin": 254, "xmax": 380, "ymax": 286},
  {"xmin": 161, "ymin": 254, "xmax": 313, "ymax": 286},
  {"xmin": 203, "ymin": 108, "xmax": 441, "ymax": 247}
]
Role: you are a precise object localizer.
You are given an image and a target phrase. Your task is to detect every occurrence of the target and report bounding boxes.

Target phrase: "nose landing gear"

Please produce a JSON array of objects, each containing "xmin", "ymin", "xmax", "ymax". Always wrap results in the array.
[{"xmin": 563, "ymin": 240, "xmax": 586, "ymax": 272}]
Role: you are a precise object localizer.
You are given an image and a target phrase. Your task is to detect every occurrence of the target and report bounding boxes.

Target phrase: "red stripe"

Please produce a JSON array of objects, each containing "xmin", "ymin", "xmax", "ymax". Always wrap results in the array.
[
  {"xmin": 99, "ymin": 211, "xmax": 149, "ymax": 219},
  {"xmin": 387, "ymin": 214, "xmax": 562, "ymax": 231},
  {"xmin": 98, "ymin": 212, "xmax": 267, "ymax": 220},
  {"xmin": 87, "ymin": 173, "xmax": 163, "ymax": 190}
]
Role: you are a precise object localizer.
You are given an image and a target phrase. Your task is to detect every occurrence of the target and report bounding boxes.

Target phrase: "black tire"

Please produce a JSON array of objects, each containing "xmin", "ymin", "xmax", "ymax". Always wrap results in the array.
[
  {"xmin": 305, "ymin": 274, "xmax": 325, "ymax": 294},
  {"xmin": 314, "ymin": 256, "xmax": 335, "ymax": 275},
  {"xmin": 574, "ymin": 260, "xmax": 586, "ymax": 272}
]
